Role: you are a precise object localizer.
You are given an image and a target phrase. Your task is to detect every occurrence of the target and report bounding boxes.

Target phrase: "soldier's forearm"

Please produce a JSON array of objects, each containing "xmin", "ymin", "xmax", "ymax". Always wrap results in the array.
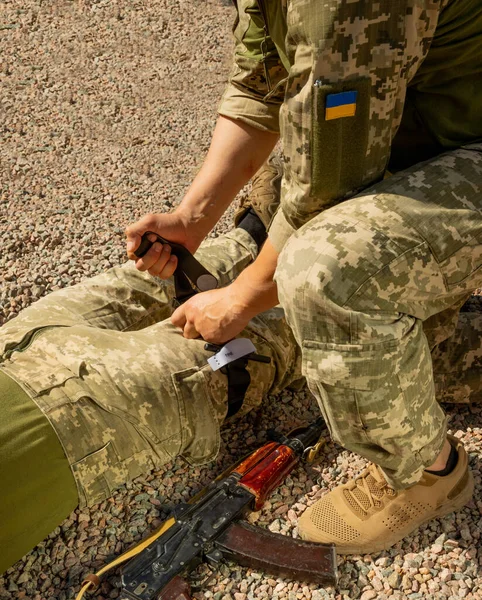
[
  {"xmin": 233, "ymin": 238, "xmax": 280, "ymax": 318},
  {"xmin": 176, "ymin": 115, "xmax": 279, "ymax": 240}
]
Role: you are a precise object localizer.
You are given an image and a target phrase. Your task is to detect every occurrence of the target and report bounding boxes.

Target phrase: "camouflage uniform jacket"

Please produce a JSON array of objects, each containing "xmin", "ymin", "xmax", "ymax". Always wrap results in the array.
[{"xmin": 218, "ymin": 0, "xmax": 482, "ymax": 252}]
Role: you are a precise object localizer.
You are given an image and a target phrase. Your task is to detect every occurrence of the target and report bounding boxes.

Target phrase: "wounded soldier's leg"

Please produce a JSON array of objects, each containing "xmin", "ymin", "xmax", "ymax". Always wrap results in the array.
[
  {"xmin": 0, "ymin": 239, "xmax": 300, "ymax": 573},
  {"xmin": 0, "ymin": 311, "xmax": 300, "ymax": 573},
  {"xmin": 0, "ymin": 227, "xmax": 258, "ymax": 356}
]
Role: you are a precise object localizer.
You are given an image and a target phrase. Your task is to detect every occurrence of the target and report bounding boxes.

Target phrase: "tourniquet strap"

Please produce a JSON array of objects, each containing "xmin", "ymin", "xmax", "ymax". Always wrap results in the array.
[{"xmin": 221, "ymin": 358, "xmax": 251, "ymax": 417}]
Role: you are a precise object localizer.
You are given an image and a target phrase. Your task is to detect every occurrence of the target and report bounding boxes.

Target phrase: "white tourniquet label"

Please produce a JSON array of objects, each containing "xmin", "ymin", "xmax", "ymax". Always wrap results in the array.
[{"xmin": 207, "ymin": 338, "xmax": 256, "ymax": 371}]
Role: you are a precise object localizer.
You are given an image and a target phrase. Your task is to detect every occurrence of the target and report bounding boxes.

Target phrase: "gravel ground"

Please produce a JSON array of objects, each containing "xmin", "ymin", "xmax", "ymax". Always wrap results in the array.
[{"xmin": 1, "ymin": 1, "xmax": 482, "ymax": 599}]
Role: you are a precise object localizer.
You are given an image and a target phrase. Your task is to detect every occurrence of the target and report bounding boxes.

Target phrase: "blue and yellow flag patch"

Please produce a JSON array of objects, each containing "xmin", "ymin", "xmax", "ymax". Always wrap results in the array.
[{"xmin": 325, "ymin": 91, "xmax": 358, "ymax": 121}]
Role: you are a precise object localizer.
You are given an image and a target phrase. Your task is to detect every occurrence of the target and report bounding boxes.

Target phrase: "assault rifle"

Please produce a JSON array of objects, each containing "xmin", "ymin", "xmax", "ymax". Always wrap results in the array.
[{"xmin": 77, "ymin": 420, "xmax": 337, "ymax": 600}]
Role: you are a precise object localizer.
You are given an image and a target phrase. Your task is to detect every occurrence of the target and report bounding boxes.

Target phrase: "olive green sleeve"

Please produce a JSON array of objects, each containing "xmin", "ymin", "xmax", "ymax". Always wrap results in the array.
[
  {"xmin": 0, "ymin": 370, "xmax": 78, "ymax": 573},
  {"xmin": 218, "ymin": 0, "xmax": 287, "ymax": 134},
  {"xmin": 390, "ymin": 0, "xmax": 482, "ymax": 172}
]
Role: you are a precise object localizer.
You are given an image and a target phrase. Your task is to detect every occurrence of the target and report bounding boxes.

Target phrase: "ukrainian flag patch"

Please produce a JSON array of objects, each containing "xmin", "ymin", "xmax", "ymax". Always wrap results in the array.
[{"xmin": 325, "ymin": 91, "xmax": 358, "ymax": 121}]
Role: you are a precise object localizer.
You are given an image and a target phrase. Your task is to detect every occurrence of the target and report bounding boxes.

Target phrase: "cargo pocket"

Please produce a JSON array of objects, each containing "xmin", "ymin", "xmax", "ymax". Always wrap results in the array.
[
  {"xmin": 301, "ymin": 338, "xmax": 415, "ymax": 451},
  {"xmin": 311, "ymin": 78, "xmax": 371, "ymax": 200},
  {"xmin": 172, "ymin": 365, "xmax": 223, "ymax": 466},
  {"xmin": 70, "ymin": 441, "xmax": 128, "ymax": 507},
  {"xmin": 4, "ymin": 343, "xmax": 83, "ymax": 402},
  {"xmin": 0, "ymin": 325, "xmax": 69, "ymax": 363}
]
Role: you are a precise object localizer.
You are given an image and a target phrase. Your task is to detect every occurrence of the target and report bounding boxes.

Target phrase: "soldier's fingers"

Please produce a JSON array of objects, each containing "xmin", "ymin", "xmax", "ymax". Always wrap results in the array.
[
  {"xmin": 129, "ymin": 231, "xmax": 157, "ymax": 264},
  {"xmin": 135, "ymin": 239, "xmax": 166, "ymax": 272},
  {"xmin": 147, "ymin": 244, "xmax": 174, "ymax": 277},
  {"xmin": 171, "ymin": 304, "xmax": 187, "ymax": 329},
  {"xmin": 183, "ymin": 321, "xmax": 200, "ymax": 339},
  {"xmin": 125, "ymin": 218, "xmax": 155, "ymax": 258},
  {"xmin": 126, "ymin": 232, "xmax": 141, "ymax": 259},
  {"xmin": 156, "ymin": 254, "xmax": 177, "ymax": 279}
]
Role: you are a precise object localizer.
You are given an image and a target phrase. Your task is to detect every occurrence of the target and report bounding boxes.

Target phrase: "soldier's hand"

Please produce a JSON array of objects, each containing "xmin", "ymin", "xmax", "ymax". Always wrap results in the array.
[
  {"xmin": 125, "ymin": 212, "xmax": 195, "ymax": 278},
  {"xmin": 171, "ymin": 285, "xmax": 252, "ymax": 344}
]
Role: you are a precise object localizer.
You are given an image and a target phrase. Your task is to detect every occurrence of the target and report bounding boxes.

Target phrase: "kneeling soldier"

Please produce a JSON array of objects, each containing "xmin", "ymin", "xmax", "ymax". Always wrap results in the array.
[{"xmin": 1, "ymin": 160, "xmax": 482, "ymax": 572}]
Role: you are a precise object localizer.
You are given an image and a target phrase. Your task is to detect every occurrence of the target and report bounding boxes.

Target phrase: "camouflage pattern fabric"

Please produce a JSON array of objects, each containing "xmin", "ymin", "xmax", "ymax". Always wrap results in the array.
[
  {"xmin": 219, "ymin": 0, "xmax": 482, "ymax": 253},
  {"xmin": 275, "ymin": 144, "xmax": 482, "ymax": 489},
  {"xmin": 0, "ymin": 193, "xmax": 481, "ymax": 506},
  {"xmin": 432, "ymin": 306, "xmax": 482, "ymax": 405},
  {"xmin": 0, "ymin": 228, "xmax": 301, "ymax": 507},
  {"xmin": 218, "ymin": 0, "xmax": 289, "ymax": 133},
  {"xmin": 219, "ymin": 0, "xmax": 482, "ymax": 490}
]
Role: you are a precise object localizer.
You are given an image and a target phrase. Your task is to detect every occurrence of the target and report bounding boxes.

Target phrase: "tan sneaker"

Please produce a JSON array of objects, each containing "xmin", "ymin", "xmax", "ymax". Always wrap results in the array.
[
  {"xmin": 234, "ymin": 154, "xmax": 283, "ymax": 229},
  {"xmin": 298, "ymin": 436, "xmax": 474, "ymax": 554}
]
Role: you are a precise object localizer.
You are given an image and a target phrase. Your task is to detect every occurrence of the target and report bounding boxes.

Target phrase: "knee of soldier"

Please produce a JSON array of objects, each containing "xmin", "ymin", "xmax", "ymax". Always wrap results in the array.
[
  {"xmin": 275, "ymin": 207, "xmax": 382, "ymax": 323},
  {"xmin": 275, "ymin": 211, "xmax": 349, "ymax": 315}
]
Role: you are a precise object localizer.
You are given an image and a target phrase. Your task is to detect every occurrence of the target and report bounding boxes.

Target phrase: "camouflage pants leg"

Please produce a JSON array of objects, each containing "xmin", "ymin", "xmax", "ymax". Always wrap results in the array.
[
  {"xmin": 431, "ymin": 300, "xmax": 482, "ymax": 404},
  {"xmin": 0, "ymin": 228, "xmax": 301, "ymax": 507},
  {"xmin": 275, "ymin": 143, "xmax": 482, "ymax": 489}
]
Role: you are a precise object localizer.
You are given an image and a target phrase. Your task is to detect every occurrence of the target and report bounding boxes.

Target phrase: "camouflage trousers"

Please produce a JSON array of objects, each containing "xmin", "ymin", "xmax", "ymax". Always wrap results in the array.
[
  {"xmin": 0, "ymin": 229, "xmax": 301, "ymax": 508},
  {"xmin": 275, "ymin": 143, "xmax": 482, "ymax": 488},
  {"xmin": 0, "ymin": 146, "xmax": 481, "ymax": 506}
]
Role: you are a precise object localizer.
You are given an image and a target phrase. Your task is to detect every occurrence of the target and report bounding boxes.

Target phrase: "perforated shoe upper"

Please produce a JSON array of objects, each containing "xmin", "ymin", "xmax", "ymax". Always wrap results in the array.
[{"xmin": 298, "ymin": 436, "xmax": 473, "ymax": 554}]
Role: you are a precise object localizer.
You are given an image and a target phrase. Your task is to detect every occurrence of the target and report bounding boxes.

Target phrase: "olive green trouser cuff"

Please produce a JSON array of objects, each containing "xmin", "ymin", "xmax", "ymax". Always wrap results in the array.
[{"xmin": 0, "ymin": 370, "xmax": 78, "ymax": 574}]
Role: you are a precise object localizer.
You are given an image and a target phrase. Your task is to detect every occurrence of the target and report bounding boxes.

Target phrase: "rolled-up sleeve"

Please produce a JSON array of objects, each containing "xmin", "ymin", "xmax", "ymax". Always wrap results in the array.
[
  {"xmin": 218, "ymin": 0, "xmax": 287, "ymax": 134},
  {"xmin": 267, "ymin": 208, "xmax": 296, "ymax": 252}
]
